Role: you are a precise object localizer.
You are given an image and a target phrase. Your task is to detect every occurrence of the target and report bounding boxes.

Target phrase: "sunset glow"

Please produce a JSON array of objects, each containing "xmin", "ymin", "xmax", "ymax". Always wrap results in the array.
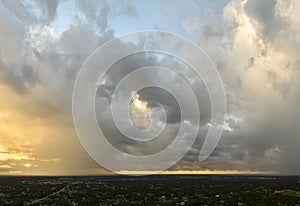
[{"xmin": 24, "ymin": 163, "xmax": 32, "ymax": 168}]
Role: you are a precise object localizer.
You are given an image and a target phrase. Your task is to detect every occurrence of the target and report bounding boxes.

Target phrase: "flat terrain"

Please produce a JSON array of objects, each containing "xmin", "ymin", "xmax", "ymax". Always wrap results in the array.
[{"xmin": 0, "ymin": 175, "xmax": 300, "ymax": 205}]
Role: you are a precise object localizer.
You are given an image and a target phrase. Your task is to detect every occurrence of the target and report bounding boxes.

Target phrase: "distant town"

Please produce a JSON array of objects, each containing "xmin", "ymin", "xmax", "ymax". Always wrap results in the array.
[{"xmin": 0, "ymin": 175, "xmax": 299, "ymax": 205}]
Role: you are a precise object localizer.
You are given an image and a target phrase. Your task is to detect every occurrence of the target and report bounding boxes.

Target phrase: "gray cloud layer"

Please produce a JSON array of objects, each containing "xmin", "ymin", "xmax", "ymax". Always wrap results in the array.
[{"xmin": 0, "ymin": 0, "xmax": 300, "ymax": 174}]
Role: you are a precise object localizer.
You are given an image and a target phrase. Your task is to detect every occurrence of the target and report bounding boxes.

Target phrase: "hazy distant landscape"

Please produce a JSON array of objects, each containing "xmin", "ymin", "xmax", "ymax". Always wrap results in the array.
[{"xmin": 1, "ymin": 175, "xmax": 300, "ymax": 205}]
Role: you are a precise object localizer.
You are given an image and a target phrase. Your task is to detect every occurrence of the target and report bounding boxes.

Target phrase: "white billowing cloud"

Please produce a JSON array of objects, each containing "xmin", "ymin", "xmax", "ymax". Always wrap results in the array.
[
  {"xmin": 185, "ymin": 0, "xmax": 300, "ymax": 174},
  {"xmin": 129, "ymin": 93, "xmax": 151, "ymax": 129}
]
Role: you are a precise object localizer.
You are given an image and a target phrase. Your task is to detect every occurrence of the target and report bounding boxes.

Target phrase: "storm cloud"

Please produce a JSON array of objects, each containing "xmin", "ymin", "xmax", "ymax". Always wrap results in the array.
[{"xmin": 0, "ymin": 0, "xmax": 300, "ymax": 175}]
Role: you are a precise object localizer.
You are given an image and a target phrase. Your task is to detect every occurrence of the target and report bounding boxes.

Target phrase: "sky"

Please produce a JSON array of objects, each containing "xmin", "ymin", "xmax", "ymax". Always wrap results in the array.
[{"xmin": 0, "ymin": 0, "xmax": 300, "ymax": 175}]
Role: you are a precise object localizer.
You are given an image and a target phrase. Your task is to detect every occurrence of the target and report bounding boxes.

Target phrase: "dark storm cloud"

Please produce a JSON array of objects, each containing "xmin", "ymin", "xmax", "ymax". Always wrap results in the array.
[
  {"xmin": 97, "ymin": 50, "xmax": 212, "ymax": 126},
  {"xmin": 136, "ymin": 87, "xmax": 181, "ymax": 124},
  {"xmin": 245, "ymin": 0, "xmax": 276, "ymax": 25},
  {"xmin": 2, "ymin": 66, "xmax": 27, "ymax": 94},
  {"xmin": 22, "ymin": 64, "xmax": 40, "ymax": 84},
  {"xmin": 95, "ymin": 51, "xmax": 182, "ymax": 156},
  {"xmin": 245, "ymin": 0, "xmax": 288, "ymax": 40},
  {"xmin": 89, "ymin": 36, "xmax": 212, "ymax": 158}
]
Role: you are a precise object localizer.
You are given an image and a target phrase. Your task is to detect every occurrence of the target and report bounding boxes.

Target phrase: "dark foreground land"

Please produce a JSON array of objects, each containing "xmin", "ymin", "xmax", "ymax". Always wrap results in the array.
[{"xmin": 0, "ymin": 175, "xmax": 300, "ymax": 206}]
